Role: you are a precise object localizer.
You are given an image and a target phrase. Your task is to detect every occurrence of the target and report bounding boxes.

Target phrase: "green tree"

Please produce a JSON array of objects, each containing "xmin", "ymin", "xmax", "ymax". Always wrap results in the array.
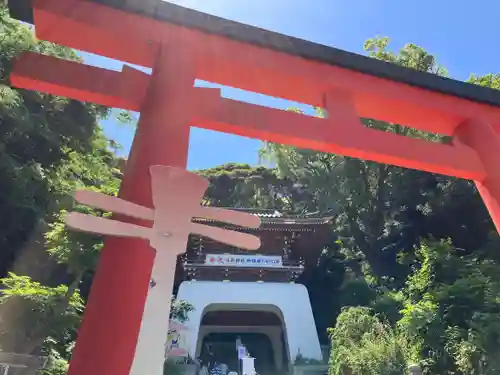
[
  {"xmin": 44, "ymin": 131, "xmax": 122, "ymax": 293},
  {"xmin": 197, "ymin": 163, "xmax": 307, "ymax": 211},
  {"xmin": 0, "ymin": 6, "xmax": 120, "ymax": 358},
  {"xmin": 328, "ymin": 306, "xmax": 414, "ymax": 375},
  {"xmin": 0, "ymin": 134, "xmax": 120, "ymax": 355},
  {"xmin": 0, "ymin": 273, "xmax": 84, "ymax": 354},
  {"xmin": 260, "ymin": 37, "xmax": 495, "ymax": 282},
  {"xmin": 329, "ymin": 239, "xmax": 500, "ymax": 375},
  {"xmin": 0, "ymin": 5, "xmax": 110, "ymax": 276},
  {"xmin": 398, "ymin": 240, "xmax": 500, "ymax": 374}
]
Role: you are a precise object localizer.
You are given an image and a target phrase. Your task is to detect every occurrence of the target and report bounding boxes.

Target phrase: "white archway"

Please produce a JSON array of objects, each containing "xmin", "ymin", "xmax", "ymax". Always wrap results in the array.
[
  {"xmin": 197, "ymin": 305, "xmax": 286, "ymax": 371},
  {"xmin": 177, "ymin": 281, "xmax": 323, "ymax": 364}
]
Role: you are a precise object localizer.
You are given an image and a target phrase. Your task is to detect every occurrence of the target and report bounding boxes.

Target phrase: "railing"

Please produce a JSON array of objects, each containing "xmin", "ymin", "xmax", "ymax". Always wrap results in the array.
[
  {"xmin": 0, "ymin": 353, "xmax": 48, "ymax": 375},
  {"xmin": 183, "ymin": 259, "xmax": 304, "ymax": 270},
  {"xmin": 182, "ymin": 259, "xmax": 304, "ymax": 282}
]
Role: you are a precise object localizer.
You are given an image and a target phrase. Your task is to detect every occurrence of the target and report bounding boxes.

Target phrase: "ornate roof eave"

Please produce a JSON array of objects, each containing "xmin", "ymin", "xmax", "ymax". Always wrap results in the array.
[{"xmin": 193, "ymin": 214, "xmax": 335, "ymax": 227}]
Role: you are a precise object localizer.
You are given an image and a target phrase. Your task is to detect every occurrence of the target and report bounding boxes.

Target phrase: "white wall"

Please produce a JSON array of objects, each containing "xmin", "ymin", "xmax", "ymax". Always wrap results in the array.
[{"xmin": 177, "ymin": 281, "xmax": 322, "ymax": 362}]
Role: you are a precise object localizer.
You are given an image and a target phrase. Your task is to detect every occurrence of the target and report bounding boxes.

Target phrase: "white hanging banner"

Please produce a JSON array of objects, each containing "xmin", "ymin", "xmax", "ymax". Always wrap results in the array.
[
  {"xmin": 241, "ymin": 357, "xmax": 255, "ymax": 375},
  {"xmin": 165, "ymin": 321, "xmax": 189, "ymax": 358},
  {"xmin": 205, "ymin": 254, "xmax": 282, "ymax": 268},
  {"xmin": 237, "ymin": 345, "xmax": 247, "ymax": 360}
]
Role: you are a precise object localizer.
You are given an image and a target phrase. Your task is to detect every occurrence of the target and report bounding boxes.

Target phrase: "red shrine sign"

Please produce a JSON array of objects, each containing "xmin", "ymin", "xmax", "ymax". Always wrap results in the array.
[{"xmin": 7, "ymin": 0, "xmax": 500, "ymax": 374}]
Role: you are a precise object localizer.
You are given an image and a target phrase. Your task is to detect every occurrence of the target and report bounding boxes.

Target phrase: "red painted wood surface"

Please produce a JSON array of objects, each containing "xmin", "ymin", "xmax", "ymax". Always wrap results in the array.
[
  {"xmin": 10, "ymin": 54, "xmax": 487, "ymax": 181},
  {"xmin": 11, "ymin": 52, "xmax": 149, "ymax": 110},
  {"xmin": 66, "ymin": 47, "xmax": 195, "ymax": 375},
  {"xmin": 192, "ymin": 88, "xmax": 484, "ymax": 180},
  {"xmin": 455, "ymin": 121, "xmax": 500, "ymax": 231},
  {"xmin": 30, "ymin": 0, "xmax": 500, "ymax": 135}
]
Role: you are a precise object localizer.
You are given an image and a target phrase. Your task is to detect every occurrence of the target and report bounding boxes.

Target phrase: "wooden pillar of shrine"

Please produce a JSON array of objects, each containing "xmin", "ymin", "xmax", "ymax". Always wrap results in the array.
[
  {"xmin": 455, "ymin": 119, "xmax": 500, "ymax": 232},
  {"xmin": 67, "ymin": 47, "xmax": 195, "ymax": 375}
]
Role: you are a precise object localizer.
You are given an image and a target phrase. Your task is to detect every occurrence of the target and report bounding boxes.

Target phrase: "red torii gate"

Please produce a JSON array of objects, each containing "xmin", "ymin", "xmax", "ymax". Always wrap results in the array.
[{"xmin": 7, "ymin": 0, "xmax": 500, "ymax": 374}]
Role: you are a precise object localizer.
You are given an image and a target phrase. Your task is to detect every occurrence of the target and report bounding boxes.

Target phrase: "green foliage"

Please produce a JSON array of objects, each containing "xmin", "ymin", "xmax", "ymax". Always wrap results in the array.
[
  {"xmin": 116, "ymin": 109, "xmax": 137, "ymax": 125},
  {"xmin": 43, "ymin": 144, "xmax": 121, "ymax": 277},
  {"xmin": 170, "ymin": 298, "xmax": 195, "ymax": 323},
  {"xmin": 364, "ymin": 36, "xmax": 448, "ymax": 76},
  {"xmin": 44, "ymin": 209, "xmax": 104, "ymax": 276},
  {"xmin": 259, "ymin": 36, "xmax": 494, "ymax": 283},
  {"xmin": 197, "ymin": 163, "xmax": 307, "ymax": 212},
  {"xmin": 44, "ymin": 135, "xmax": 121, "ymax": 275},
  {"xmin": 330, "ymin": 240, "xmax": 500, "ymax": 374},
  {"xmin": 370, "ymin": 291, "xmax": 405, "ymax": 325},
  {"xmin": 0, "ymin": 6, "xmax": 122, "ymax": 359},
  {"xmin": 468, "ymin": 73, "xmax": 500, "ymax": 89},
  {"xmin": 0, "ymin": 5, "xmax": 112, "ymax": 274},
  {"xmin": 328, "ymin": 307, "xmax": 412, "ymax": 375},
  {"xmin": 0, "ymin": 273, "xmax": 83, "ymax": 351},
  {"xmin": 398, "ymin": 240, "xmax": 500, "ymax": 374},
  {"xmin": 339, "ymin": 278, "xmax": 377, "ymax": 308},
  {"xmin": 41, "ymin": 347, "xmax": 70, "ymax": 375}
]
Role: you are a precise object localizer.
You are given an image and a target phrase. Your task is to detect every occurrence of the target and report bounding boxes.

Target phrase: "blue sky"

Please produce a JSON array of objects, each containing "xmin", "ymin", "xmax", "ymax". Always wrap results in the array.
[{"xmin": 82, "ymin": 0, "xmax": 500, "ymax": 170}]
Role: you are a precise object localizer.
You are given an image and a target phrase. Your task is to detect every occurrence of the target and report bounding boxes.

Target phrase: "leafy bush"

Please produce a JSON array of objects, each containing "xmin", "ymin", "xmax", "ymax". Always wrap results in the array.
[
  {"xmin": 41, "ymin": 349, "xmax": 69, "ymax": 375},
  {"xmin": 328, "ymin": 307, "xmax": 412, "ymax": 375}
]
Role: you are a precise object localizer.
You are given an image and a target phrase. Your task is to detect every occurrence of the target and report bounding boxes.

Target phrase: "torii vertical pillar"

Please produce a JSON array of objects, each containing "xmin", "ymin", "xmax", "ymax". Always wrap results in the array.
[
  {"xmin": 455, "ymin": 119, "xmax": 500, "ymax": 232},
  {"xmin": 67, "ymin": 47, "xmax": 194, "ymax": 375}
]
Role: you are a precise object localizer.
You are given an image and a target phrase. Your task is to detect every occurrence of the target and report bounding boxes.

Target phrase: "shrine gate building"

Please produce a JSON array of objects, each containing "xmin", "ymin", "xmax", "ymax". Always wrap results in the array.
[{"xmin": 177, "ymin": 209, "xmax": 332, "ymax": 373}]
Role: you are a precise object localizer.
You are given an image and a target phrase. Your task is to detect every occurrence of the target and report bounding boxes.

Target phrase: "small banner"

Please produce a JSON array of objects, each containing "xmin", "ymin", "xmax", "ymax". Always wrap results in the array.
[
  {"xmin": 237, "ymin": 345, "xmax": 247, "ymax": 360},
  {"xmin": 205, "ymin": 254, "xmax": 283, "ymax": 268},
  {"xmin": 165, "ymin": 321, "xmax": 189, "ymax": 358},
  {"xmin": 241, "ymin": 357, "xmax": 255, "ymax": 375}
]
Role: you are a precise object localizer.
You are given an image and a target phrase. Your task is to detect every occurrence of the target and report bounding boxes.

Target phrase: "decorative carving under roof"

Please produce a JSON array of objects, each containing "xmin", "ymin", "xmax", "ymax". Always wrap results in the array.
[{"xmin": 194, "ymin": 208, "xmax": 334, "ymax": 227}]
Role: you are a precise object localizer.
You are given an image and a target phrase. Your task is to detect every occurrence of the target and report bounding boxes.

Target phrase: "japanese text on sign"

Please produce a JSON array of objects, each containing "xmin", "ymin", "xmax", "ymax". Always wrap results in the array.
[{"xmin": 205, "ymin": 254, "xmax": 283, "ymax": 268}]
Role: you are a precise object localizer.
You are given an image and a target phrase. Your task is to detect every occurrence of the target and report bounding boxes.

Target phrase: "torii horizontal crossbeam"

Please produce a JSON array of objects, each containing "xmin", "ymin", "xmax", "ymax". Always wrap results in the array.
[
  {"xmin": 11, "ymin": 52, "xmax": 150, "ymax": 110},
  {"xmin": 10, "ymin": 53, "xmax": 486, "ymax": 181},
  {"xmin": 21, "ymin": 0, "xmax": 500, "ymax": 137},
  {"xmin": 193, "ymin": 88, "xmax": 485, "ymax": 180},
  {"xmin": 9, "ymin": 0, "xmax": 500, "ymax": 110}
]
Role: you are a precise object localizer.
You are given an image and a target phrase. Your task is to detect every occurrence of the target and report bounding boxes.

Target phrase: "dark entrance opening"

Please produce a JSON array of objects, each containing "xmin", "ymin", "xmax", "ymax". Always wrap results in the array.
[{"xmin": 199, "ymin": 310, "xmax": 287, "ymax": 375}]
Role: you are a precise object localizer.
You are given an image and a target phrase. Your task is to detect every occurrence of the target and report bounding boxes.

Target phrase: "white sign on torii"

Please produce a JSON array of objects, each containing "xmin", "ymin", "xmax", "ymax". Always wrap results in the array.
[{"xmin": 65, "ymin": 166, "xmax": 262, "ymax": 375}]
